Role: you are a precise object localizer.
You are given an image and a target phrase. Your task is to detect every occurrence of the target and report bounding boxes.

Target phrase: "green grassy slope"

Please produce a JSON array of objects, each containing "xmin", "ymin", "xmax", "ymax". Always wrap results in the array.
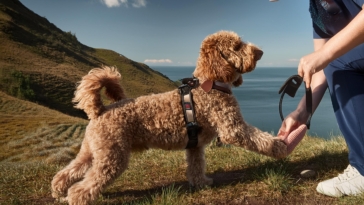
[
  {"xmin": 0, "ymin": 0, "xmax": 177, "ymax": 118},
  {"xmin": 0, "ymin": 0, "xmax": 181, "ymax": 164},
  {"xmin": 0, "ymin": 91, "xmax": 87, "ymax": 163}
]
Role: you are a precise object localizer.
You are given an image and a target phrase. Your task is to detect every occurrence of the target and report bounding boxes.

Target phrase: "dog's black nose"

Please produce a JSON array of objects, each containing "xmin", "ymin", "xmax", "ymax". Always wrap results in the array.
[{"xmin": 255, "ymin": 50, "xmax": 264, "ymax": 61}]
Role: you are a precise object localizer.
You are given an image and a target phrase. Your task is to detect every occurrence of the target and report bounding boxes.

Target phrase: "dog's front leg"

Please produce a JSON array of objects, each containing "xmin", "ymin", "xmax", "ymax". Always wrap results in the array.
[
  {"xmin": 186, "ymin": 146, "xmax": 213, "ymax": 187},
  {"xmin": 219, "ymin": 122, "xmax": 287, "ymax": 159}
]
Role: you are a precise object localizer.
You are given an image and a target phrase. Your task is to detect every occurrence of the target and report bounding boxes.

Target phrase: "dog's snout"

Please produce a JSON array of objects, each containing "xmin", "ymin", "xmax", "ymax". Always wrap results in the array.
[{"xmin": 255, "ymin": 50, "xmax": 264, "ymax": 61}]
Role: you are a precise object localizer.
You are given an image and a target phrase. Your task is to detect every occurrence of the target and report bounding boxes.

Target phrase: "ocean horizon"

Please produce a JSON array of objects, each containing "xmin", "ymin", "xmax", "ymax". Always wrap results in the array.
[{"xmin": 151, "ymin": 66, "xmax": 341, "ymax": 139}]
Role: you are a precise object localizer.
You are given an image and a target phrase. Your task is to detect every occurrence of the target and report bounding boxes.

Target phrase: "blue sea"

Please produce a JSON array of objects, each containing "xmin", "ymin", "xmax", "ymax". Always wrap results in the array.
[{"xmin": 152, "ymin": 66, "xmax": 341, "ymax": 139}]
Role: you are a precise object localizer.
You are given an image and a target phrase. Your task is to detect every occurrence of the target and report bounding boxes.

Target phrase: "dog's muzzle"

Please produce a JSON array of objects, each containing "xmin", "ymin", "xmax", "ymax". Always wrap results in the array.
[{"xmin": 255, "ymin": 50, "xmax": 264, "ymax": 61}]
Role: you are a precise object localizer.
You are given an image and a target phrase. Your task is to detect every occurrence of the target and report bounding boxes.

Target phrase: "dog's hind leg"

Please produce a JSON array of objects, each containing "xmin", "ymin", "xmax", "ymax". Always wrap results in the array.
[
  {"xmin": 66, "ymin": 146, "xmax": 130, "ymax": 205},
  {"xmin": 51, "ymin": 142, "xmax": 92, "ymax": 199},
  {"xmin": 186, "ymin": 147, "xmax": 213, "ymax": 187}
]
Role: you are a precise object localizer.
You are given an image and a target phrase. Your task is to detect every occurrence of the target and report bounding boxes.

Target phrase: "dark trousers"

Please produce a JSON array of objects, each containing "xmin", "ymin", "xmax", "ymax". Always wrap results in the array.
[{"xmin": 324, "ymin": 43, "xmax": 364, "ymax": 175}]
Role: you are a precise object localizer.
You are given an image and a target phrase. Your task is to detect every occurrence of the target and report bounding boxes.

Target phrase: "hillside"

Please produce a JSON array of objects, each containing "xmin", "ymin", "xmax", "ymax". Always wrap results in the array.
[
  {"xmin": 0, "ymin": 0, "xmax": 178, "ymax": 118},
  {"xmin": 0, "ymin": 91, "xmax": 87, "ymax": 163}
]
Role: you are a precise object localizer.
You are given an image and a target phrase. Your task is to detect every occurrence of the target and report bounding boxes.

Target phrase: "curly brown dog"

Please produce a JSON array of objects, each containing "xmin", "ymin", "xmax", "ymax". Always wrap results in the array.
[{"xmin": 51, "ymin": 30, "xmax": 287, "ymax": 205}]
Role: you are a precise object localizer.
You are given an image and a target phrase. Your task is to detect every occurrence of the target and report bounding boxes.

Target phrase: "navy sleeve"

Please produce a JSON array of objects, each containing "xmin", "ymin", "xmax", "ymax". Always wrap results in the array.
[
  {"xmin": 313, "ymin": 22, "xmax": 332, "ymax": 39},
  {"xmin": 353, "ymin": 0, "xmax": 364, "ymax": 7}
]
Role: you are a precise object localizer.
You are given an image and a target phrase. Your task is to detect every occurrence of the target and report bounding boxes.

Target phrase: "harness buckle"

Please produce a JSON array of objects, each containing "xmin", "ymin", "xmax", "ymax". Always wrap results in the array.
[
  {"xmin": 179, "ymin": 84, "xmax": 191, "ymax": 95},
  {"xmin": 181, "ymin": 78, "xmax": 199, "ymax": 89}
]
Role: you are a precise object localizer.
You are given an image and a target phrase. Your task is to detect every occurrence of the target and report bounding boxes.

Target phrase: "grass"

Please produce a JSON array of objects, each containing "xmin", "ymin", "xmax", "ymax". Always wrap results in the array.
[
  {"xmin": 2, "ymin": 122, "xmax": 364, "ymax": 205},
  {"xmin": 2, "ymin": 92, "xmax": 363, "ymax": 204},
  {"xmin": 0, "ymin": 91, "xmax": 87, "ymax": 163}
]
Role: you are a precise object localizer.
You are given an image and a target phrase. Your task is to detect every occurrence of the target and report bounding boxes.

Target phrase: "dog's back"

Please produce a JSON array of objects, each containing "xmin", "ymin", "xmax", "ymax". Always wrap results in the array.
[{"xmin": 95, "ymin": 89, "xmax": 190, "ymax": 150}]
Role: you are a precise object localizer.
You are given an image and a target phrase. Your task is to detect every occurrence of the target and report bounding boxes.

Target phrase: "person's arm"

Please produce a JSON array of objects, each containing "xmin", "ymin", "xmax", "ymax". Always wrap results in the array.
[
  {"xmin": 297, "ymin": 39, "xmax": 328, "ymax": 116},
  {"xmin": 299, "ymin": 4, "xmax": 364, "ymax": 87},
  {"xmin": 278, "ymin": 39, "xmax": 328, "ymax": 138}
]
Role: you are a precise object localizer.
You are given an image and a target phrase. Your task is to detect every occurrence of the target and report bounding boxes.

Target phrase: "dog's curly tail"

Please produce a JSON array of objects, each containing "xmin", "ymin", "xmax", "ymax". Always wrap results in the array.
[{"xmin": 73, "ymin": 66, "xmax": 126, "ymax": 119}]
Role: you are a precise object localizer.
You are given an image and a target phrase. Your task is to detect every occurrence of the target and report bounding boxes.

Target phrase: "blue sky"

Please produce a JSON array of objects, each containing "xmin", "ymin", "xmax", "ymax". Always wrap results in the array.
[{"xmin": 20, "ymin": 0, "xmax": 313, "ymax": 67}]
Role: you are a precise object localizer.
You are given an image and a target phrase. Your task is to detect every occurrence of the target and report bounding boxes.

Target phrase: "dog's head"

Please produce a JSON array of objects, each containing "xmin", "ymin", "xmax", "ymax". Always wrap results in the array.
[{"xmin": 193, "ymin": 30, "xmax": 263, "ymax": 87}]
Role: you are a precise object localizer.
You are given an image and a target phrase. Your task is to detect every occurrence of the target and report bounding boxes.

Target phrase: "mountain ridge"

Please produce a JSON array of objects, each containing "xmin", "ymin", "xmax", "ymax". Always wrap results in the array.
[{"xmin": 0, "ymin": 0, "xmax": 178, "ymax": 118}]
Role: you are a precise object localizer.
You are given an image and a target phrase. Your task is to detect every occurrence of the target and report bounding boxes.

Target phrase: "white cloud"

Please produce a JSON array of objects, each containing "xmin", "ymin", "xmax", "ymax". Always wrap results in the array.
[
  {"xmin": 101, "ymin": 0, "xmax": 146, "ymax": 8},
  {"xmin": 144, "ymin": 59, "xmax": 173, "ymax": 63},
  {"xmin": 288, "ymin": 58, "xmax": 300, "ymax": 62},
  {"xmin": 132, "ymin": 0, "xmax": 147, "ymax": 8},
  {"xmin": 101, "ymin": 0, "xmax": 127, "ymax": 8}
]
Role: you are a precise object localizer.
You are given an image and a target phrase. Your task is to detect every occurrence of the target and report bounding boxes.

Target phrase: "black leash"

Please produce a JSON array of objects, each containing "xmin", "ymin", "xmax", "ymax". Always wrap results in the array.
[{"xmin": 278, "ymin": 75, "xmax": 312, "ymax": 129}]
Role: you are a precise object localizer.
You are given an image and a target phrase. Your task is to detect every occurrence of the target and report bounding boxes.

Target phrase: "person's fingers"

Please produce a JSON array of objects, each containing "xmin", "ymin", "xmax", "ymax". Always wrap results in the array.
[
  {"xmin": 278, "ymin": 118, "xmax": 302, "ymax": 139},
  {"xmin": 298, "ymin": 59, "xmax": 313, "ymax": 89},
  {"xmin": 277, "ymin": 129, "xmax": 288, "ymax": 138},
  {"xmin": 304, "ymin": 74, "xmax": 312, "ymax": 88},
  {"xmin": 277, "ymin": 119, "xmax": 287, "ymax": 135},
  {"xmin": 298, "ymin": 63, "xmax": 304, "ymax": 78},
  {"xmin": 278, "ymin": 122, "xmax": 291, "ymax": 139}
]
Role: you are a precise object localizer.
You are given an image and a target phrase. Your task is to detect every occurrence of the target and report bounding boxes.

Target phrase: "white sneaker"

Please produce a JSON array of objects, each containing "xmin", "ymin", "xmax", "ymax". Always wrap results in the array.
[{"xmin": 316, "ymin": 165, "xmax": 364, "ymax": 197}]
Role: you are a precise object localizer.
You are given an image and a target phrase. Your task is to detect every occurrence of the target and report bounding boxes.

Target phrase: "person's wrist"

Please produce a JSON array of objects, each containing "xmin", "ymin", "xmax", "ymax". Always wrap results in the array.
[{"xmin": 294, "ymin": 108, "xmax": 310, "ymax": 124}]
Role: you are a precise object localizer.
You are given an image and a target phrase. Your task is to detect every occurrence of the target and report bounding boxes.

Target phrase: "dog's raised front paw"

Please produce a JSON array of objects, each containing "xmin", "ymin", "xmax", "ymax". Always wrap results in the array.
[{"xmin": 272, "ymin": 139, "xmax": 288, "ymax": 159}]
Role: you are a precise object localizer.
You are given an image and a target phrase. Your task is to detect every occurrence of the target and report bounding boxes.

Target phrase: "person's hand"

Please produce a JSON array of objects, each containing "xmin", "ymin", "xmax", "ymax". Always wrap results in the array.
[
  {"xmin": 298, "ymin": 50, "xmax": 330, "ymax": 88},
  {"xmin": 277, "ymin": 109, "xmax": 307, "ymax": 140}
]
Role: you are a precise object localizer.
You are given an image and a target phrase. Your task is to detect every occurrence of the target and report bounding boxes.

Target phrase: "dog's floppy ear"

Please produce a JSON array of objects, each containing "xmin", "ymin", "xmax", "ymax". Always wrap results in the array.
[{"xmin": 193, "ymin": 32, "xmax": 236, "ymax": 83}]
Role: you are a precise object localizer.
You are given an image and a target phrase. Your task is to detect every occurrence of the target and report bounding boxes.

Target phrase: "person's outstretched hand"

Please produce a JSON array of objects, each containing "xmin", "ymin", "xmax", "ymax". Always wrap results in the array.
[
  {"xmin": 277, "ymin": 110, "xmax": 309, "ymax": 154},
  {"xmin": 278, "ymin": 110, "xmax": 303, "ymax": 138}
]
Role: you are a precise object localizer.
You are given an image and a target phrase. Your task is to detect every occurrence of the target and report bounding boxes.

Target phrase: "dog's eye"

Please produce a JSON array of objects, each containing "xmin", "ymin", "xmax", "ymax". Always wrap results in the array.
[{"xmin": 234, "ymin": 42, "xmax": 243, "ymax": 51}]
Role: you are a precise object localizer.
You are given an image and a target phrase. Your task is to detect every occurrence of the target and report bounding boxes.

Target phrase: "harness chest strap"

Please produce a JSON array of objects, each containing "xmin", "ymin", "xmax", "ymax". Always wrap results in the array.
[
  {"xmin": 179, "ymin": 78, "xmax": 231, "ymax": 149},
  {"xmin": 179, "ymin": 78, "xmax": 200, "ymax": 149}
]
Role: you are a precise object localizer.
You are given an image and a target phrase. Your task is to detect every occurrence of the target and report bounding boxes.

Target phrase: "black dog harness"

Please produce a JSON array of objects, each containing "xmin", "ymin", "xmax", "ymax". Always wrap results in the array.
[
  {"xmin": 179, "ymin": 78, "xmax": 231, "ymax": 149},
  {"xmin": 179, "ymin": 78, "xmax": 200, "ymax": 149},
  {"xmin": 278, "ymin": 75, "xmax": 312, "ymax": 128}
]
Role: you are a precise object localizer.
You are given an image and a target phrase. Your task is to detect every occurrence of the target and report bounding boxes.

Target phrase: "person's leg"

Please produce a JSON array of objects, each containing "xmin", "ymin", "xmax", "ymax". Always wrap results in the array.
[
  {"xmin": 325, "ymin": 44, "xmax": 364, "ymax": 175},
  {"xmin": 318, "ymin": 44, "xmax": 364, "ymax": 197}
]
